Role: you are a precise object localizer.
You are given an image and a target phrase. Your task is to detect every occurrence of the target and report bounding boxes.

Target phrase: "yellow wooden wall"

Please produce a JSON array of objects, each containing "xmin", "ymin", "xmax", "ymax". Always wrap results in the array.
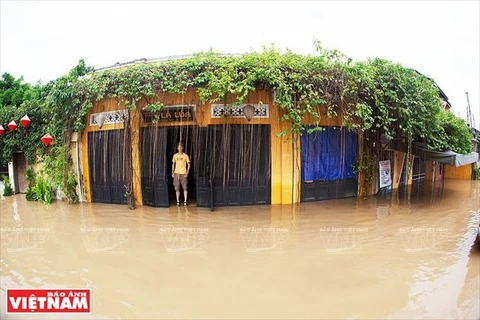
[
  {"xmin": 81, "ymin": 89, "xmax": 299, "ymax": 205},
  {"xmin": 444, "ymin": 164, "xmax": 472, "ymax": 180},
  {"xmin": 84, "ymin": 91, "xmax": 429, "ymax": 205},
  {"xmin": 392, "ymin": 151, "xmax": 404, "ymax": 189},
  {"xmin": 391, "ymin": 151, "xmax": 414, "ymax": 189},
  {"xmin": 81, "ymin": 89, "xmax": 382, "ymax": 205},
  {"xmin": 425, "ymin": 160, "xmax": 434, "ymax": 181},
  {"xmin": 81, "ymin": 99, "xmax": 127, "ymax": 203}
]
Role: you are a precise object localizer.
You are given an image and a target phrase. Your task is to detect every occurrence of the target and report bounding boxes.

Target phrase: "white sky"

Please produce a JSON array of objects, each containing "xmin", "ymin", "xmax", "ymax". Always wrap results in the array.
[{"xmin": 1, "ymin": 0, "xmax": 479, "ymax": 129}]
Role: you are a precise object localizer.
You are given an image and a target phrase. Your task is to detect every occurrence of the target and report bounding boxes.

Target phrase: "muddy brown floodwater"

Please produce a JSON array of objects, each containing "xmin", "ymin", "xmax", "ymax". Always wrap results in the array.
[{"xmin": 1, "ymin": 179, "xmax": 479, "ymax": 319}]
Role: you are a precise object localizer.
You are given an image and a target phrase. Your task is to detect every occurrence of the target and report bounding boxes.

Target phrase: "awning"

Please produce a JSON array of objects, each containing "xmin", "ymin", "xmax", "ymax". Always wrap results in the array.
[
  {"xmin": 412, "ymin": 145, "xmax": 479, "ymax": 167},
  {"xmin": 385, "ymin": 140, "xmax": 479, "ymax": 167}
]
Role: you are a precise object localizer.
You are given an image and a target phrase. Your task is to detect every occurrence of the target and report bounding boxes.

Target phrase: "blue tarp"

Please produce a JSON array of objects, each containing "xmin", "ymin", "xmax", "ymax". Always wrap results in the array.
[{"xmin": 301, "ymin": 127, "xmax": 358, "ymax": 181}]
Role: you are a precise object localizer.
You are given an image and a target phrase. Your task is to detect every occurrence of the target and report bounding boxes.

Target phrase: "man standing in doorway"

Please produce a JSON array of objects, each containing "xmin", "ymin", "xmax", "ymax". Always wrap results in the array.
[{"xmin": 172, "ymin": 142, "xmax": 191, "ymax": 206}]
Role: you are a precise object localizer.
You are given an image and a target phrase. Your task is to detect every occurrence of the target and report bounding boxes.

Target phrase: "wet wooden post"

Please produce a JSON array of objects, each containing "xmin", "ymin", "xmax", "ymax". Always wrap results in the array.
[
  {"xmin": 130, "ymin": 99, "xmax": 143, "ymax": 207},
  {"xmin": 269, "ymin": 90, "xmax": 294, "ymax": 205},
  {"xmin": 292, "ymin": 134, "xmax": 301, "ymax": 204},
  {"xmin": 270, "ymin": 98, "xmax": 284, "ymax": 205},
  {"xmin": 281, "ymin": 125, "xmax": 294, "ymax": 204},
  {"xmin": 81, "ymin": 107, "xmax": 93, "ymax": 203}
]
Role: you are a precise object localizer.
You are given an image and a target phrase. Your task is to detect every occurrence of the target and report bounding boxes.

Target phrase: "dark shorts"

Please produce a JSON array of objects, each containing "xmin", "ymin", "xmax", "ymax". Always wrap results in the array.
[{"xmin": 173, "ymin": 174, "xmax": 188, "ymax": 191}]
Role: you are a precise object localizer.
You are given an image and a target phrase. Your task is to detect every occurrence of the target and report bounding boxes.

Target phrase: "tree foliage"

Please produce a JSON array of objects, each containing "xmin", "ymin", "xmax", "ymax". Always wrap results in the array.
[
  {"xmin": 435, "ymin": 111, "xmax": 473, "ymax": 154},
  {"xmin": 0, "ymin": 72, "xmax": 46, "ymax": 164},
  {"xmin": 0, "ymin": 61, "xmax": 92, "ymax": 203}
]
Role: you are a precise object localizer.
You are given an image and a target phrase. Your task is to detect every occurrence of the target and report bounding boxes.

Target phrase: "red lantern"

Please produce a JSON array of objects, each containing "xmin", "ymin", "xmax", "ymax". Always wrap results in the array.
[
  {"xmin": 0, "ymin": 125, "xmax": 5, "ymax": 136},
  {"xmin": 20, "ymin": 115, "xmax": 31, "ymax": 128},
  {"xmin": 8, "ymin": 121, "xmax": 17, "ymax": 132},
  {"xmin": 41, "ymin": 133, "xmax": 53, "ymax": 146}
]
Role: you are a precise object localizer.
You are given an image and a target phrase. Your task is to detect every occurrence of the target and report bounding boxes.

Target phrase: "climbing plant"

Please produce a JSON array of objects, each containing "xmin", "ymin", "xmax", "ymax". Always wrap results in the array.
[
  {"xmin": 66, "ymin": 44, "xmax": 471, "ymax": 152},
  {"xmin": 38, "ymin": 60, "xmax": 92, "ymax": 203}
]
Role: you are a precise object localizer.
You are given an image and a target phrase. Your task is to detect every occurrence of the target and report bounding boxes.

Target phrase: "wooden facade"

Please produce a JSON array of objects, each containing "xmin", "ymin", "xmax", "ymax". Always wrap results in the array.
[
  {"xmin": 80, "ymin": 88, "xmax": 368, "ymax": 207},
  {"xmin": 79, "ymin": 82, "xmax": 467, "ymax": 207}
]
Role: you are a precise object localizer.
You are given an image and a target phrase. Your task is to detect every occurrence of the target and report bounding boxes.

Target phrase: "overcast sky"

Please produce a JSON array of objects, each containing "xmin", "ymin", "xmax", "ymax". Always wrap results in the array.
[{"xmin": 1, "ymin": 1, "xmax": 479, "ymax": 129}]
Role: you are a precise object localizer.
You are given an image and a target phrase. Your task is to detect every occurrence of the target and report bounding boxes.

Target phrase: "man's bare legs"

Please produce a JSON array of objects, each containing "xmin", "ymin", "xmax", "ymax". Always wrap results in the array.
[{"xmin": 176, "ymin": 190, "xmax": 181, "ymax": 205}]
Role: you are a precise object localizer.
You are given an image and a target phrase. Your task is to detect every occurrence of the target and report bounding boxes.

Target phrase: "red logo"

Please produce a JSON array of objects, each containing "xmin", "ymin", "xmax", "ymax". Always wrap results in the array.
[{"xmin": 6, "ymin": 289, "xmax": 91, "ymax": 313}]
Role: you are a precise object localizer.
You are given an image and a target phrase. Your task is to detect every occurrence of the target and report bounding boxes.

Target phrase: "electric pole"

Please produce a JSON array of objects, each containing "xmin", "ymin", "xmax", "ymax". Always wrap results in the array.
[{"xmin": 466, "ymin": 92, "xmax": 474, "ymax": 128}]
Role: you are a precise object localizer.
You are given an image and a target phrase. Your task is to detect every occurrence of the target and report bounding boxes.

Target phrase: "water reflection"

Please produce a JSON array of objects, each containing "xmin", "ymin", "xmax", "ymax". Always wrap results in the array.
[{"xmin": 0, "ymin": 179, "xmax": 479, "ymax": 319}]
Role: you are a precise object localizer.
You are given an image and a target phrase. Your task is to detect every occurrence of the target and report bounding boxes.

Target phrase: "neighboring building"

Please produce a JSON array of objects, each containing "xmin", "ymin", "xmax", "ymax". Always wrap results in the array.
[
  {"xmin": 0, "ymin": 153, "xmax": 27, "ymax": 195},
  {"xmin": 385, "ymin": 72, "xmax": 479, "ymax": 183}
]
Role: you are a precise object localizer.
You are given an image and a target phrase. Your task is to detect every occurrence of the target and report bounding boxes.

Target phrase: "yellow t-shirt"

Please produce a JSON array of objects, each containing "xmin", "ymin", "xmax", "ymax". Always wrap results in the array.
[{"xmin": 172, "ymin": 153, "xmax": 190, "ymax": 174}]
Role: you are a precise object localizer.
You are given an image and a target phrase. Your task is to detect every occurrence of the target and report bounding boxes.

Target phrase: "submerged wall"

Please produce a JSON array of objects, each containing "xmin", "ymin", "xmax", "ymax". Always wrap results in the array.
[
  {"xmin": 80, "ymin": 88, "xmax": 372, "ymax": 206},
  {"xmin": 444, "ymin": 164, "xmax": 472, "ymax": 180},
  {"xmin": 81, "ymin": 89, "xmax": 302, "ymax": 206}
]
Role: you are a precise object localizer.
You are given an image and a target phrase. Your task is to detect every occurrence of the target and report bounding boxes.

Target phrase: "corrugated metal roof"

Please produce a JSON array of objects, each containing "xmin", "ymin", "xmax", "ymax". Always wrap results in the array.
[{"xmin": 92, "ymin": 53, "xmax": 243, "ymax": 73}]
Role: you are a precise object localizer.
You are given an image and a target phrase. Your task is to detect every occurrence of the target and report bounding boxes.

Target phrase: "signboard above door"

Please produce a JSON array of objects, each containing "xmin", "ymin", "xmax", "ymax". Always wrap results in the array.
[{"xmin": 142, "ymin": 105, "xmax": 196, "ymax": 123}]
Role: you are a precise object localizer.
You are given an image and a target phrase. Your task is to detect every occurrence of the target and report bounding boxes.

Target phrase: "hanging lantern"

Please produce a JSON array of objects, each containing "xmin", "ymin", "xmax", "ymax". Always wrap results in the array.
[
  {"xmin": 242, "ymin": 104, "xmax": 256, "ymax": 122},
  {"xmin": 41, "ymin": 133, "xmax": 53, "ymax": 146},
  {"xmin": 0, "ymin": 125, "xmax": 5, "ymax": 136},
  {"xmin": 96, "ymin": 113, "xmax": 106, "ymax": 129},
  {"xmin": 20, "ymin": 115, "xmax": 31, "ymax": 128},
  {"xmin": 8, "ymin": 121, "xmax": 17, "ymax": 131}
]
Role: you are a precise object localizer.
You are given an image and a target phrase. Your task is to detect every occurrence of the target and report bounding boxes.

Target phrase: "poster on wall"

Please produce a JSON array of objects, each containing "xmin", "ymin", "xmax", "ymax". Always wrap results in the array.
[{"xmin": 379, "ymin": 160, "xmax": 392, "ymax": 188}]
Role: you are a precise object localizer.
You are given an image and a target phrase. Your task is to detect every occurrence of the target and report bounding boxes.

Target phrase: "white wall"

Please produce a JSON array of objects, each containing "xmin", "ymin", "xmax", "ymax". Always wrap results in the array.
[{"xmin": 8, "ymin": 161, "xmax": 16, "ymax": 194}]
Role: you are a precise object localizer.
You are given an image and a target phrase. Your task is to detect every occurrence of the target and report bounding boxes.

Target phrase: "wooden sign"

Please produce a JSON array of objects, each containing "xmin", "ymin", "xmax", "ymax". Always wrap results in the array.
[{"xmin": 142, "ymin": 105, "xmax": 195, "ymax": 123}]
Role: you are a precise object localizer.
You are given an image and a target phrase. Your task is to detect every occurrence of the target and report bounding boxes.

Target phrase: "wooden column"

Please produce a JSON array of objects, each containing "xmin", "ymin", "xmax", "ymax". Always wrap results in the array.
[
  {"xmin": 130, "ymin": 105, "xmax": 143, "ymax": 206},
  {"xmin": 81, "ymin": 129, "xmax": 91, "ymax": 202}
]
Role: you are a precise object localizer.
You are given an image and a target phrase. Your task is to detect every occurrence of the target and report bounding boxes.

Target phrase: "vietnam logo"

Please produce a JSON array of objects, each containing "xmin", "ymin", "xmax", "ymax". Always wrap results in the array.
[{"xmin": 6, "ymin": 288, "xmax": 91, "ymax": 313}]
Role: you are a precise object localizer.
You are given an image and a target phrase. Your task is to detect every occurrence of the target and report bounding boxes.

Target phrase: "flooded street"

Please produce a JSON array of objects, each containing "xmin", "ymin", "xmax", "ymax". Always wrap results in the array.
[{"xmin": 1, "ymin": 179, "xmax": 479, "ymax": 319}]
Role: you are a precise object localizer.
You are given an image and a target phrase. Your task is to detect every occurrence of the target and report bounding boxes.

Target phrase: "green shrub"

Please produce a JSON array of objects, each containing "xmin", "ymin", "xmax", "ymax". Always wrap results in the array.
[
  {"xmin": 473, "ymin": 163, "xmax": 480, "ymax": 180},
  {"xmin": 1, "ymin": 174, "xmax": 13, "ymax": 196},
  {"xmin": 34, "ymin": 171, "xmax": 53, "ymax": 204},
  {"xmin": 25, "ymin": 166, "xmax": 37, "ymax": 201},
  {"xmin": 65, "ymin": 171, "xmax": 79, "ymax": 204}
]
